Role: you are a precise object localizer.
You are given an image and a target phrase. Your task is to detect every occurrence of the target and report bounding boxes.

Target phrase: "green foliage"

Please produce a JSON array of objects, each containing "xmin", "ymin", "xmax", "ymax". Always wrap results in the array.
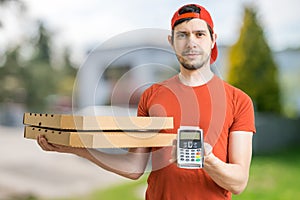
[
  {"xmin": 56, "ymin": 47, "xmax": 77, "ymax": 96},
  {"xmin": 32, "ymin": 21, "xmax": 52, "ymax": 63},
  {"xmin": 0, "ymin": 21, "xmax": 78, "ymax": 113},
  {"xmin": 0, "ymin": 47, "xmax": 26, "ymax": 103},
  {"xmin": 227, "ymin": 6, "xmax": 281, "ymax": 113},
  {"xmin": 22, "ymin": 22, "xmax": 57, "ymax": 111},
  {"xmin": 23, "ymin": 61, "xmax": 57, "ymax": 111}
]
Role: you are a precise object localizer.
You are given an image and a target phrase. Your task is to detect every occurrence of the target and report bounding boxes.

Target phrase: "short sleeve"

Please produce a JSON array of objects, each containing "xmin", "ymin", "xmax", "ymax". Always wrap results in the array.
[{"xmin": 229, "ymin": 88, "xmax": 256, "ymax": 133}]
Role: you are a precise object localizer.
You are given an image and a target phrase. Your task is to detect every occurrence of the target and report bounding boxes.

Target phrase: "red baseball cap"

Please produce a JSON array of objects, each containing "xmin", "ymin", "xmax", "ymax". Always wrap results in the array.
[{"xmin": 171, "ymin": 4, "xmax": 218, "ymax": 64}]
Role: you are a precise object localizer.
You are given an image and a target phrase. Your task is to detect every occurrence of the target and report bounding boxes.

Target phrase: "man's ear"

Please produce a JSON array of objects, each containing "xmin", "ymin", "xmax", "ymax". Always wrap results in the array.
[
  {"xmin": 212, "ymin": 33, "xmax": 217, "ymax": 49},
  {"xmin": 168, "ymin": 35, "xmax": 173, "ymax": 47}
]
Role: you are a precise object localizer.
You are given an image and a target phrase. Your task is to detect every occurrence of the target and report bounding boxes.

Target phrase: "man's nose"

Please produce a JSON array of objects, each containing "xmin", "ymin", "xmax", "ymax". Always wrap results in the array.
[{"xmin": 186, "ymin": 35, "xmax": 197, "ymax": 48}]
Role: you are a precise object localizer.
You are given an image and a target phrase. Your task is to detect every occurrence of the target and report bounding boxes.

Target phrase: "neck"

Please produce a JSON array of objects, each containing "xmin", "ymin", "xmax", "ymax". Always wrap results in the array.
[{"xmin": 178, "ymin": 67, "xmax": 214, "ymax": 87}]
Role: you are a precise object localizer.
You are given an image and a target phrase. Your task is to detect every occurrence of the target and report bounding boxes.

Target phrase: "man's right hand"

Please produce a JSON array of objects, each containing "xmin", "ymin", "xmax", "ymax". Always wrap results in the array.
[
  {"xmin": 169, "ymin": 139, "xmax": 177, "ymax": 164},
  {"xmin": 37, "ymin": 135, "xmax": 151, "ymax": 180},
  {"xmin": 37, "ymin": 135, "xmax": 87, "ymax": 156}
]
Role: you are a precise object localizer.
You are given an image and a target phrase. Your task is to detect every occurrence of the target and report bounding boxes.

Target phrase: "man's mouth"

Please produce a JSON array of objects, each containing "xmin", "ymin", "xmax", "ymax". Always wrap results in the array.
[
  {"xmin": 182, "ymin": 51, "xmax": 202, "ymax": 57},
  {"xmin": 183, "ymin": 52, "xmax": 201, "ymax": 59}
]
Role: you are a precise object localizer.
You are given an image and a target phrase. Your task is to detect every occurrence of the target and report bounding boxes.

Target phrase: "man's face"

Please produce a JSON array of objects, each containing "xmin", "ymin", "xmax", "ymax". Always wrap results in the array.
[{"xmin": 170, "ymin": 19, "xmax": 216, "ymax": 70}]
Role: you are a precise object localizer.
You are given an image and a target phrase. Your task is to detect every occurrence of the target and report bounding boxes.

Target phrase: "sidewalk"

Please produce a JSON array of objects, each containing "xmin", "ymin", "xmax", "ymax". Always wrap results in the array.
[{"xmin": 0, "ymin": 125, "xmax": 130, "ymax": 199}]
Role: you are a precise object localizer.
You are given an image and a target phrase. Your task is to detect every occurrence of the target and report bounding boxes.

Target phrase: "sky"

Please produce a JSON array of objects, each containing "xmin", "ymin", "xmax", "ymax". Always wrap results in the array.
[{"xmin": 1, "ymin": 0, "xmax": 300, "ymax": 64}]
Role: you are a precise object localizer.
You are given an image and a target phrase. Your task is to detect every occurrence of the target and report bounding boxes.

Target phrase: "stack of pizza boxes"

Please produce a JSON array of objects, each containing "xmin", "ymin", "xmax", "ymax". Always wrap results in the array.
[{"xmin": 23, "ymin": 113, "xmax": 175, "ymax": 148}]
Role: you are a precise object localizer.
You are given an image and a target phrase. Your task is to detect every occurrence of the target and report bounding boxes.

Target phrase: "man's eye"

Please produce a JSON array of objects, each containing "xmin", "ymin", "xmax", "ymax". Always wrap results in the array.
[
  {"xmin": 196, "ymin": 33, "xmax": 205, "ymax": 37},
  {"xmin": 177, "ymin": 33, "xmax": 186, "ymax": 38}
]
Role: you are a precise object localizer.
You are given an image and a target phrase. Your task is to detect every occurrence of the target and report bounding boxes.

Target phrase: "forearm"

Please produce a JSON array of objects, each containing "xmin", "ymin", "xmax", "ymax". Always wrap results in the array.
[
  {"xmin": 203, "ymin": 131, "xmax": 253, "ymax": 194},
  {"xmin": 37, "ymin": 135, "xmax": 150, "ymax": 180},
  {"xmin": 204, "ymin": 153, "xmax": 249, "ymax": 195},
  {"xmin": 75, "ymin": 147, "xmax": 150, "ymax": 180}
]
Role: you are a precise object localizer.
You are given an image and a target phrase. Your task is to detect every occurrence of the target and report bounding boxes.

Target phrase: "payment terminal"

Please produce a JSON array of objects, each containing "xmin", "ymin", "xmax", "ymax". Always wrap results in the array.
[{"xmin": 177, "ymin": 126, "xmax": 204, "ymax": 169}]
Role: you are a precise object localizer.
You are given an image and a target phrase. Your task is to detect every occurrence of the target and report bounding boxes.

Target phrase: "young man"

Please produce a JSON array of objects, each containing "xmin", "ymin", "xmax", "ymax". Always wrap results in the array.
[{"xmin": 38, "ymin": 4, "xmax": 256, "ymax": 200}]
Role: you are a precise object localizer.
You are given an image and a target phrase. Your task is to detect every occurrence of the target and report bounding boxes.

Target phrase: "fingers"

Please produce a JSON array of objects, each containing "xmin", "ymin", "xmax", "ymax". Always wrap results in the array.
[
  {"xmin": 37, "ymin": 135, "xmax": 84, "ymax": 155},
  {"xmin": 37, "ymin": 135, "xmax": 57, "ymax": 152},
  {"xmin": 204, "ymin": 142, "xmax": 213, "ymax": 156},
  {"xmin": 169, "ymin": 139, "xmax": 177, "ymax": 163},
  {"xmin": 172, "ymin": 139, "xmax": 177, "ymax": 146}
]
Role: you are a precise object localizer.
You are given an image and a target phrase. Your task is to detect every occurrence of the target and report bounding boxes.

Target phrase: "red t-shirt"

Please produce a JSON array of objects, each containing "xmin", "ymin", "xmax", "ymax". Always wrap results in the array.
[{"xmin": 137, "ymin": 75, "xmax": 256, "ymax": 200}]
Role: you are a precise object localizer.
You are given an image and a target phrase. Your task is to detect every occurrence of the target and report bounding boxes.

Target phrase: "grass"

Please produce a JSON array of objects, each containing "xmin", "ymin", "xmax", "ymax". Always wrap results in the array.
[
  {"xmin": 52, "ymin": 147, "xmax": 300, "ymax": 200},
  {"xmin": 232, "ymin": 147, "xmax": 300, "ymax": 200},
  {"xmin": 85, "ymin": 176, "xmax": 147, "ymax": 200},
  {"xmin": 52, "ymin": 176, "xmax": 148, "ymax": 200}
]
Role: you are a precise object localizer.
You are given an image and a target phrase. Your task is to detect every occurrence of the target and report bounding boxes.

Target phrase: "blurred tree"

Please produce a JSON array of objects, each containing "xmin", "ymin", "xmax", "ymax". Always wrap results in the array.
[
  {"xmin": 32, "ymin": 21, "xmax": 52, "ymax": 63},
  {"xmin": 23, "ymin": 21, "xmax": 57, "ymax": 112},
  {"xmin": 51, "ymin": 47, "xmax": 78, "ymax": 110},
  {"xmin": 0, "ymin": 1, "xmax": 78, "ymax": 113},
  {"xmin": 57, "ymin": 47, "xmax": 77, "ymax": 96},
  {"xmin": 0, "ymin": 46, "xmax": 26, "ymax": 103},
  {"xmin": 227, "ymin": 5, "xmax": 281, "ymax": 114}
]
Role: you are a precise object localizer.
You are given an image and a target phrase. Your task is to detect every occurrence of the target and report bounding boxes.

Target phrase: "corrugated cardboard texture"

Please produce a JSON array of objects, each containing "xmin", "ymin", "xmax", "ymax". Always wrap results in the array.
[
  {"xmin": 24, "ymin": 126, "xmax": 176, "ymax": 148},
  {"xmin": 23, "ymin": 113, "xmax": 173, "ymax": 131}
]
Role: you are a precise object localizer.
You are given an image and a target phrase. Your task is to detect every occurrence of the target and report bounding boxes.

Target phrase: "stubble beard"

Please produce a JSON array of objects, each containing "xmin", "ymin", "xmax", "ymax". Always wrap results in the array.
[{"xmin": 177, "ymin": 52, "xmax": 211, "ymax": 71}]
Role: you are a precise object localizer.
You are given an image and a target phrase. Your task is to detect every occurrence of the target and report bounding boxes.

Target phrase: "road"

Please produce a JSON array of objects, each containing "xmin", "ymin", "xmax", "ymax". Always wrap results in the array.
[{"xmin": 0, "ymin": 125, "xmax": 131, "ymax": 199}]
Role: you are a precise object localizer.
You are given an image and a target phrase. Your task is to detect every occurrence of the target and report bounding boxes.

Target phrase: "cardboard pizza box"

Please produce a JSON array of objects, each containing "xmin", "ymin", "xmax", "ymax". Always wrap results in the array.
[
  {"xmin": 24, "ymin": 126, "xmax": 176, "ymax": 148},
  {"xmin": 23, "ymin": 113, "xmax": 173, "ymax": 131}
]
